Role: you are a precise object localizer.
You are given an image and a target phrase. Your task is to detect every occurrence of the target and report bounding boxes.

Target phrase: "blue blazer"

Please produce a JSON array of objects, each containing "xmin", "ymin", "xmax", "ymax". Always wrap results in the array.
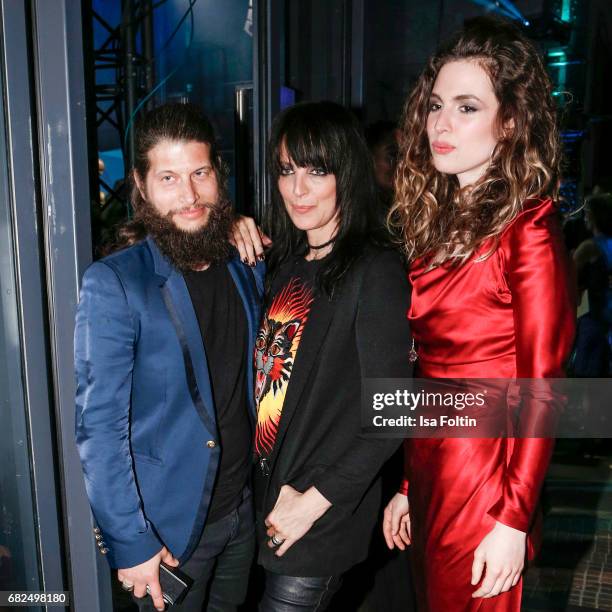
[{"xmin": 75, "ymin": 237, "xmax": 264, "ymax": 568}]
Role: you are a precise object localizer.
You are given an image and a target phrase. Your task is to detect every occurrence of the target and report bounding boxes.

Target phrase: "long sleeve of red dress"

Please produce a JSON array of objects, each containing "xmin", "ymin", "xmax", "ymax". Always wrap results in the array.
[{"xmin": 487, "ymin": 198, "xmax": 576, "ymax": 532}]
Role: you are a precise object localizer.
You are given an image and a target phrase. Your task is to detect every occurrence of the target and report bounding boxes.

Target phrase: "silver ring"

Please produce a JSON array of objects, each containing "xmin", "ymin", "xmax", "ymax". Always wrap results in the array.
[
  {"xmin": 271, "ymin": 534, "xmax": 285, "ymax": 547},
  {"xmin": 121, "ymin": 582, "xmax": 134, "ymax": 592}
]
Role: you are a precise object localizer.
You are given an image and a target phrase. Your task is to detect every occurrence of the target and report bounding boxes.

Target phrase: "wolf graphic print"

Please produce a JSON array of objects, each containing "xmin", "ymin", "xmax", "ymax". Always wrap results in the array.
[{"xmin": 254, "ymin": 277, "xmax": 314, "ymax": 457}]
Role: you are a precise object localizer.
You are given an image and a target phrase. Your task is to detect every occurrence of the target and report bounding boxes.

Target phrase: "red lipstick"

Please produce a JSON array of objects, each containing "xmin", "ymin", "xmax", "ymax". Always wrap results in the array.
[
  {"xmin": 291, "ymin": 204, "xmax": 314, "ymax": 214},
  {"xmin": 431, "ymin": 141, "xmax": 456, "ymax": 154}
]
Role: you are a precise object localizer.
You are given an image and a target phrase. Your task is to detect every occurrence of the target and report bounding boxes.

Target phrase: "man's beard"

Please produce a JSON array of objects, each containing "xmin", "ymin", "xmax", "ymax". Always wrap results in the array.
[{"xmin": 136, "ymin": 195, "xmax": 233, "ymax": 271}]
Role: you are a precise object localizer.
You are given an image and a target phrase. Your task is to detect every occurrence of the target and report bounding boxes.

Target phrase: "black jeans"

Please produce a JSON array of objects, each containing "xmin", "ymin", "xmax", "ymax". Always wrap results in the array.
[
  {"xmin": 134, "ymin": 490, "xmax": 255, "ymax": 612},
  {"xmin": 259, "ymin": 572, "xmax": 342, "ymax": 612}
]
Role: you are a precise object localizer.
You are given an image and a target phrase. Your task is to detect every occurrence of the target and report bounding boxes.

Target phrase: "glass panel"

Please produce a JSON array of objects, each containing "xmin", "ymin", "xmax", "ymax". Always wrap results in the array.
[
  {"xmin": 286, "ymin": 0, "xmax": 348, "ymax": 105},
  {"xmin": 90, "ymin": 0, "xmax": 255, "ymax": 256},
  {"xmin": 0, "ymin": 27, "xmax": 41, "ymax": 600},
  {"xmin": 161, "ymin": 0, "xmax": 254, "ymax": 201}
]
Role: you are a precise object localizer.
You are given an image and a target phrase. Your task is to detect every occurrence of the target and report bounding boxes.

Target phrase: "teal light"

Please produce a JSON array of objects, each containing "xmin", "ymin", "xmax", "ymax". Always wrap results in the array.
[
  {"xmin": 560, "ymin": 0, "xmax": 571, "ymax": 22},
  {"xmin": 548, "ymin": 60, "xmax": 582, "ymax": 67},
  {"xmin": 548, "ymin": 50, "xmax": 566, "ymax": 58}
]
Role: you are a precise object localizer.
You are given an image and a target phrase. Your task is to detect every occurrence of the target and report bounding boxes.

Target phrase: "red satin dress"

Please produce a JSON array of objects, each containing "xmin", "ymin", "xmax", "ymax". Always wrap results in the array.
[{"xmin": 401, "ymin": 198, "xmax": 576, "ymax": 611}]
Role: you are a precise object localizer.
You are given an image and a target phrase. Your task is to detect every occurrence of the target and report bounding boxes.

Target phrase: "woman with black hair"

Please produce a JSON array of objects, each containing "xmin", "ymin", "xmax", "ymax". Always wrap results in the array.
[{"xmin": 249, "ymin": 101, "xmax": 412, "ymax": 611}]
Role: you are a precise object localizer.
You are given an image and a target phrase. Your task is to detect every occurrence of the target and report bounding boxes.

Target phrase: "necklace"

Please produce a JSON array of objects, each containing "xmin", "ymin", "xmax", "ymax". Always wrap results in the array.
[
  {"xmin": 307, "ymin": 237, "xmax": 335, "ymax": 250},
  {"xmin": 408, "ymin": 338, "xmax": 418, "ymax": 363}
]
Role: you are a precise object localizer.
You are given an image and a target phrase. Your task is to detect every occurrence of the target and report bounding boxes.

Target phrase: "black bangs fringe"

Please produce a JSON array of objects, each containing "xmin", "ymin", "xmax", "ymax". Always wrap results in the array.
[
  {"xmin": 264, "ymin": 101, "xmax": 389, "ymax": 299},
  {"xmin": 274, "ymin": 113, "xmax": 344, "ymax": 176}
]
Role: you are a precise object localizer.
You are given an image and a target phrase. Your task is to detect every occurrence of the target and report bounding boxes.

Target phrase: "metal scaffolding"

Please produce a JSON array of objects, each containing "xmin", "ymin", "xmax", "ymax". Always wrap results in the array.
[{"xmin": 86, "ymin": 0, "xmax": 156, "ymax": 210}]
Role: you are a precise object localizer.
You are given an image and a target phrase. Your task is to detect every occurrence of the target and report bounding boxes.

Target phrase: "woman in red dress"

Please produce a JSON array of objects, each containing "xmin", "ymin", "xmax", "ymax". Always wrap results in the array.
[{"xmin": 382, "ymin": 17, "xmax": 575, "ymax": 611}]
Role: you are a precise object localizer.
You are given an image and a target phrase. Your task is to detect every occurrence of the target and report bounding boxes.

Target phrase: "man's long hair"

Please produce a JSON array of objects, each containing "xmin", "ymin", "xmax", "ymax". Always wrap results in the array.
[
  {"xmin": 108, "ymin": 103, "xmax": 228, "ymax": 252},
  {"xmin": 265, "ymin": 101, "xmax": 385, "ymax": 298},
  {"xmin": 389, "ymin": 16, "xmax": 562, "ymax": 268}
]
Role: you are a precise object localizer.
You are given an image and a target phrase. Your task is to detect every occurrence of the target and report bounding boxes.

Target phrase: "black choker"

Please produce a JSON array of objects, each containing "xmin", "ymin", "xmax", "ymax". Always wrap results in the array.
[{"xmin": 308, "ymin": 237, "xmax": 335, "ymax": 250}]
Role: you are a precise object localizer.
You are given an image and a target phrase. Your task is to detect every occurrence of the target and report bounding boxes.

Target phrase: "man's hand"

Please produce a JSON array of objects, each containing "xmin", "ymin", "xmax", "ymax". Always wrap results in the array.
[
  {"xmin": 230, "ymin": 215, "xmax": 272, "ymax": 266},
  {"xmin": 265, "ymin": 485, "xmax": 331, "ymax": 557},
  {"xmin": 471, "ymin": 521, "xmax": 526, "ymax": 599},
  {"xmin": 382, "ymin": 493, "xmax": 411, "ymax": 550},
  {"xmin": 117, "ymin": 546, "xmax": 179, "ymax": 611}
]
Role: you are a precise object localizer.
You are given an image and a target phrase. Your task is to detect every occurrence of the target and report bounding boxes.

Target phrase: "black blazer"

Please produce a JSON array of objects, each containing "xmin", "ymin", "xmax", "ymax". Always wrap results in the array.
[{"xmin": 257, "ymin": 247, "xmax": 413, "ymax": 576}]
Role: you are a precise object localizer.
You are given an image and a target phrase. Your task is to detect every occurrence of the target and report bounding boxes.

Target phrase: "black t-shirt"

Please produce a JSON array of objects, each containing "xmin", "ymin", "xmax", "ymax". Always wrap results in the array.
[
  {"xmin": 253, "ymin": 257, "xmax": 320, "ymax": 509},
  {"xmin": 184, "ymin": 263, "xmax": 251, "ymax": 523}
]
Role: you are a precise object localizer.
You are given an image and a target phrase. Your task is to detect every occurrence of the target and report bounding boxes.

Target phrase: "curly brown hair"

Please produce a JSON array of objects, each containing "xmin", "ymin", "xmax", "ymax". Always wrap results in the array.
[{"xmin": 389, "ymin": 16, "xmax": 562, "ymax": 267}]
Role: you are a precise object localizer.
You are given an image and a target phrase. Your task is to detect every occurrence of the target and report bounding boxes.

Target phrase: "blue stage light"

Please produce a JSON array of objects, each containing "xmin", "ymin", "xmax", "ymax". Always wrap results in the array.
[{"xmin": 470, "ymin": 0, "xmax": 528, "ymax": 26}]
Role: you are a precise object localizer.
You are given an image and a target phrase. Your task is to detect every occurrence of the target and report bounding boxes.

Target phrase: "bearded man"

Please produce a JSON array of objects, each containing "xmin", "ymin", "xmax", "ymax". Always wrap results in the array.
[{"xmin": 75, "ymin": 103, "xmax": 264, "ymax": 612}]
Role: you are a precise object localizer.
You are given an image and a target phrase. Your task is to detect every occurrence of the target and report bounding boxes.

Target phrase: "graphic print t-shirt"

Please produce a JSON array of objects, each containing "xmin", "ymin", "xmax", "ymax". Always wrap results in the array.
[{"xmin": 254, "ymin": 258, "xmax": 318, "ymax": 460}]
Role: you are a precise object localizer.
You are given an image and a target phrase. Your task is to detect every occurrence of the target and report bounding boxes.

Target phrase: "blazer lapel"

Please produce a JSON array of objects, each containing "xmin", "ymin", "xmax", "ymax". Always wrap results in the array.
[
  {"xmin": 147, "ymin": 237, "xmax": 218, "ymax": 437},
  {"xmin": 227, "ymin": 258, "xmax": 262, "ymax": 420},
  {"xmin": 268, "ymin": 293, "xmax": 336, "ymax": 470}
]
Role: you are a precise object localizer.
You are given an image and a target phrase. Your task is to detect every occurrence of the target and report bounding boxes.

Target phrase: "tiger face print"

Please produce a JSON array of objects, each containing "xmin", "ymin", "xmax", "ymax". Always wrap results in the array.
[{"xmin": 254, "ymin": 277, "xmax": 314, "ymax": 456}]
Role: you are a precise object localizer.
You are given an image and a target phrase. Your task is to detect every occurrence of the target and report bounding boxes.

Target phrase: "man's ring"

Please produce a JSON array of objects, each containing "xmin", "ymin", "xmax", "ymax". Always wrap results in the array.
[
  {"xmin": 271, "ymin": 534, "xmax": 285, "ymax": 547},
  {"xmin": 121, "ymin": 582, "xmax": 134, "ymax": 592}
]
